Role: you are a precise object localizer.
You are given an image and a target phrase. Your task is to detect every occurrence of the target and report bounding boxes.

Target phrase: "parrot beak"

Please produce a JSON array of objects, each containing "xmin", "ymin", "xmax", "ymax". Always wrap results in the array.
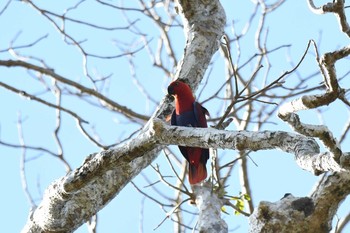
[{"xmin": 167, "ymin": 85, "xmax": 175, "ymax": 95}]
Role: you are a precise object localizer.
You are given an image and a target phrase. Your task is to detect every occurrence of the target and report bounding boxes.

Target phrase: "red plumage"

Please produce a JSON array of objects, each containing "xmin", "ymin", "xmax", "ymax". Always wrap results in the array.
[{"xmin": 167, "ymin": 80, "xmax": 209, "ymax": 184}]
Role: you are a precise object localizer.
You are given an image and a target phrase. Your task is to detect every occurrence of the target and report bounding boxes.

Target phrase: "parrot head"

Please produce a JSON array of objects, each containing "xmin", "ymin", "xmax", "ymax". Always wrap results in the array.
[{"xmin": 167, "ymin": 80, "xmax": 194, "ymax": 99}]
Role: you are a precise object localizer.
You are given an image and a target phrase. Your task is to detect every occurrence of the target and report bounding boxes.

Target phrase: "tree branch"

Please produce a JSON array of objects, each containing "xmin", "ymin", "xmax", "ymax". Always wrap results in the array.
[
  {"xmin": 278, "ymin": 40, "xmax": 350, "ymax": 170},
  {"xmin": 307, "ymin": 0, "xmax": 350, "ymax": 37},
  {"xmin": 21, "ymin": 117, "xmax": 350, "ymax": 232},
  {"xmin": 151, "ymin": 120, "xmax": 350, "ymax": 174},
  {"xmin": 250, "ymin": 172, "xmax": 350, "ymax": 233},
  {"xmin": 0, "ymin": 60, "xmax": 149, "ymax": 122},
  {"xmin": 21, "ymin": 0, "xmax": 227, "ymax": 232}
]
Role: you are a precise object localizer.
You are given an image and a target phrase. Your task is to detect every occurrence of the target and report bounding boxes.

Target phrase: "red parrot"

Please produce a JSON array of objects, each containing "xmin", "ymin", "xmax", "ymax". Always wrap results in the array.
[{"xmin": 167, "ymin": 80, "xmax": 209, "ymax": 184}]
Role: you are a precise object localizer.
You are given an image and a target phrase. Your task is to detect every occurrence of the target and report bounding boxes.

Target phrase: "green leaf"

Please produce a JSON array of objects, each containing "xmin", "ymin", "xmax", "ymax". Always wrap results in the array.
[
  {"xmin": 221, "ymin": 206, "xmax": 229, "ymax": 215},
  {"xmin": 243, "ymin": 193, "xmax": 251, "ymax": 201}
]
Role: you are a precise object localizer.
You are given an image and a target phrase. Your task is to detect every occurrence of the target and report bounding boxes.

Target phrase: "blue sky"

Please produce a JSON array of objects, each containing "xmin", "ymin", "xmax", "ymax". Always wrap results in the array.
[{"xmin": 1, "ymin": 0, "xmax": 349, "ymax": 232}]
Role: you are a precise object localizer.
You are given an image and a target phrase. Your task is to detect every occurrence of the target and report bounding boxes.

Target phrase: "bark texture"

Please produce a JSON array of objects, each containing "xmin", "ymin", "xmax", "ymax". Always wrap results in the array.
[
  {"xmin": 21, "ymin": 0, "xmax": 226, "ymax": 232},
  {"xmin": 249, "ymin": 172, "xmax": 350, "ymax": 233},
  {"xmin": 20, "ymin": 0, "xmax": 350, "ymax": 232}
]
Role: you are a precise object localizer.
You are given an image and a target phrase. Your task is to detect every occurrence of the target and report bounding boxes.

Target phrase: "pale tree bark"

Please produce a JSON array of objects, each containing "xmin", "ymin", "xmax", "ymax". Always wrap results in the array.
[
  {"xmin": 249, "ymin": 172, "xmax": 350, "ymax": 233},
  {"xmin": 249, "ymin": 1, "xmax": 350, "ymax": 232},
  {"xmin": 21, "ymin": 115, "xmax": 350, "ymax": 232},
  {"xmin": 21, "ymin": 0, "xmax": 226, "ymax": 232},
  {"xmin": 9, "ymin": 0, "xmax": 350, "ymax": 232}
]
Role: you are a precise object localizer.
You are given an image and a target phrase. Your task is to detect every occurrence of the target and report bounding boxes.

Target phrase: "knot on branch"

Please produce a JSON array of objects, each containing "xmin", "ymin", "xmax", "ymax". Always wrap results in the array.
[
  {"xmin": 291, "ymin": 197, "xmax": 315, "ymax": 217},
  {"xmin": 249, "ymin": 194, "xmax": 316, "ymax": 233},
  {"xmin": 294, "ymin": 138, "xmax": 320, "ymax": 157}
]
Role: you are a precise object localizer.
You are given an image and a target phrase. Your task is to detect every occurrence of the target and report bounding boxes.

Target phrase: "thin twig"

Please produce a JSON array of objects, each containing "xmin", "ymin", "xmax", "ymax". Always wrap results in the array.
[{"xmin": 0, "ymin": 81, "xmax": 88, "ymax": 124}]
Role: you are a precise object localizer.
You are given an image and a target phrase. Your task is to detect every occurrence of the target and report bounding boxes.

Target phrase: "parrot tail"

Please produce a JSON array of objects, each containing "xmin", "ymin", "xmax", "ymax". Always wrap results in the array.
[{"xmin": 188, "ymin": 162, "xmax": 207, "ymax": 185}]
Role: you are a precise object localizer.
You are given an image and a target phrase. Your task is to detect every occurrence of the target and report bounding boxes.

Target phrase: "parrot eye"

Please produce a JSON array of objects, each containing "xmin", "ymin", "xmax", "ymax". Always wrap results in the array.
[{"xmin": 175, "ymin": 81, "xmax": 179, "ymax": 86}]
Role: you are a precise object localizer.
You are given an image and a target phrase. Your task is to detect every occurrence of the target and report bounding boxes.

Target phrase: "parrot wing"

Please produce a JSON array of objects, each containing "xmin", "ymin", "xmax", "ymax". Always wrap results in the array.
[
  {"xmin": 193, "ymin": 102, "xmax": 210, "ymax": 163},
  {"xmin": 170, "ymin": 110, "xmax": 177, "ymax": 126},
  {"xmin": 170, "ymin": 103, "xmax": 210, "ymax": 184},
  {"xmin": 193, "ymin": 102, "xmax": 209, "ymax": 128}
]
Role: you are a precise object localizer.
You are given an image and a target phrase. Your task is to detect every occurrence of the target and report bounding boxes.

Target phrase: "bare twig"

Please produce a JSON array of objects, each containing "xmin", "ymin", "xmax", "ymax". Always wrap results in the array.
[
  {"xmin": 0, "ymin": 81, "xmax": 88, "ymax": 124},
  {"xmin": 0, "ymin": 60, "xmax": 149, "ymax": 121},
  {"xmin": 17, "ymin": 113, "xmax": 37, "ymax": 208}
]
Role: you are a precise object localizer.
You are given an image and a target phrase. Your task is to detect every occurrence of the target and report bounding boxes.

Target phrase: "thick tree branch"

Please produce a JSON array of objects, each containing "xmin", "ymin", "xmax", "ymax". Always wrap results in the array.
[
  {"xmin": 6, "ymin": 1, "xmax": 348, "ymax": 232},
  {"xmin": 172, "ymin": 0, "xmax": 226, "ymax": 87},
  {"xmin": 249, "ymin": 172, "xmax": 350, "ymax": 233},
  {"xmin": 151, "ymin": 120, "xmax": 350, "ymax": 174},
  {"xmin": 278, "ymin": 41, "xmax": 350, "ymax": 170},
  {"xmin": 193, "ymin": 183, "xmax": 228, "ymax": 232},
  {"xmin": 21, "ymin": 0, "xmax": 227, "ymax": 232},
  {"xmin": 22, "ymin": 117, "xmax": 350, "ymax": 232},
  {"xmin": 22, "ymin": 134, "xmax": 162, "ymax": 233}
]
